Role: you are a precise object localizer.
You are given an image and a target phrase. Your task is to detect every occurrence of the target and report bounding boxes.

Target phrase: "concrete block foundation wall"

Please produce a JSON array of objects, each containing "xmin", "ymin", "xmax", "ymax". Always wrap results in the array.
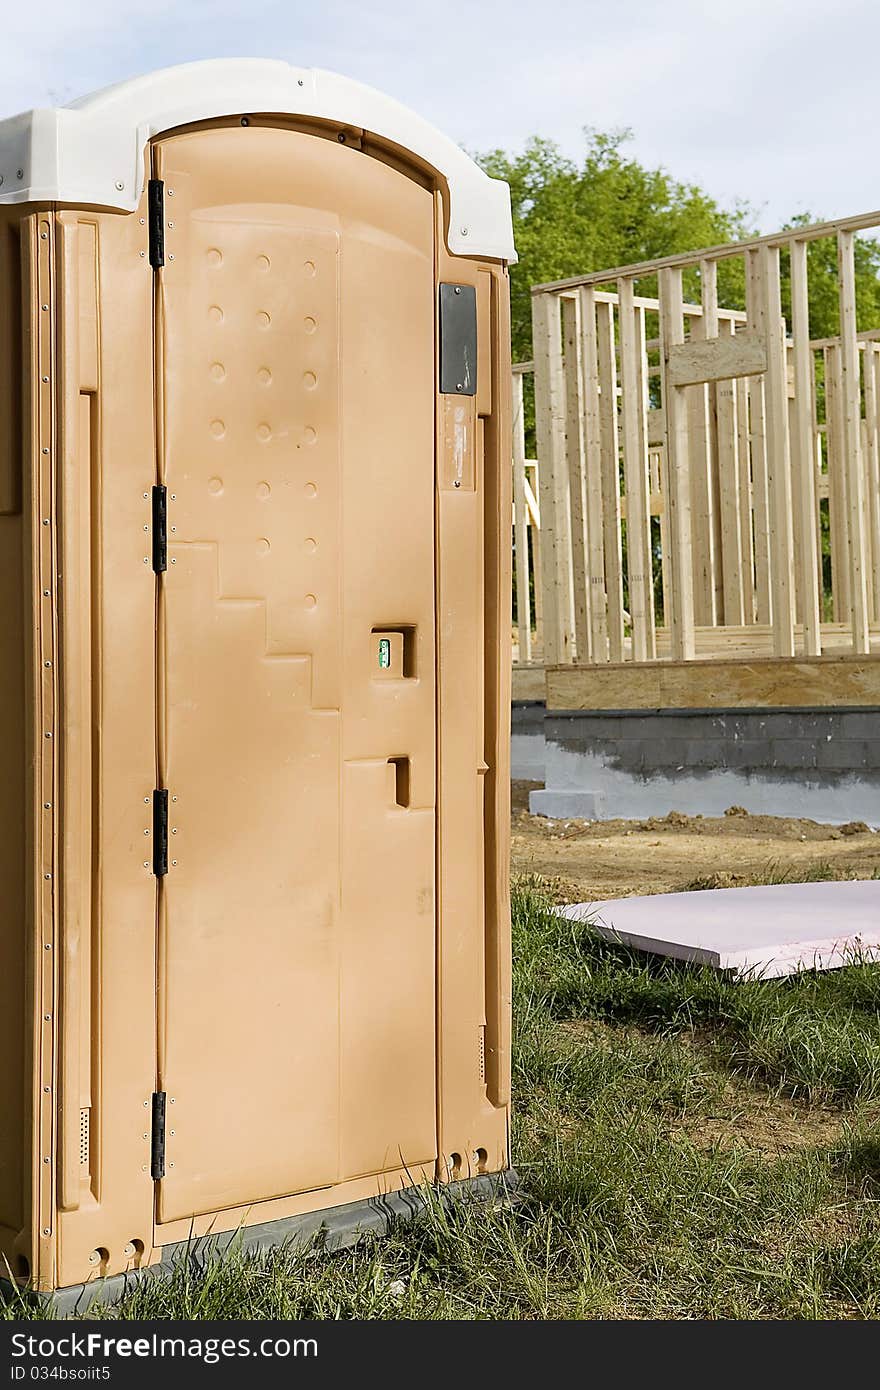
[
  {"xmin": 511, "ymin": 701, "xmax": 547, "ymax": 780},
  {"xmin": 514, "ymin": 703, "xmax": 880, "ymax": 826}
]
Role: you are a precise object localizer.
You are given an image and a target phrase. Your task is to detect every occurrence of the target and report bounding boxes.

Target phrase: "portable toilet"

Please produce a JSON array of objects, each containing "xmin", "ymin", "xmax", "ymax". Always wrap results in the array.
[{"xmin": 0, "ymin": 59, "xmax": 514, "ymax": 1303}]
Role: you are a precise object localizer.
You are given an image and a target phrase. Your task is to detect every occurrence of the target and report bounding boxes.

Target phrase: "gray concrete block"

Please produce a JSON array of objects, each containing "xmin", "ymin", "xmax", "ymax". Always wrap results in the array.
[
  {"xmin": 840, "ymin": 710, "xmax": 880, "ymax": 740},
  {"xmin": 815, "ymin": 739, "xmax": 871, "ymax": 771},
  {"xmin": 621, "ymin": 741, "xmax": 655, "ymax": 774},
  {"xmin": 511, "ymin": 701, "xmax": 547, "ymax": 735},
  {"xmin": 769, "ymin": 738, "xmax": 818, "ymax": 770},
  {"xmin": 546, "ymin": 714, "xmax": 623, "ymax": 741},
  {"xmin": 511, "ymin": 730, "xmax": 546, "ymax": 780},
  {"xmin": 533, "ymin": 705, "xmax": 880, "ymax": 825},
  {"xmin": 622, "ymin": 713, "xmax": 707, "ymax": 738},
  {"xmin": 682, "ymin": 739, "xmax": 729, "ymax": 769},
  {"xmin": 718, "ymin": 721, "xmax": 751, "ymax": 740},
  {"xmin": 767, "ymin": 711, "xmax": 829, "ymax": 738},
  {"xmin": 640, "ymin": 737, "xmax": 691, "ymax": 769},
  {"xmin": 529, "ymin": 787, "xmax": 606, "ymax": 819},
  {"xmin": 722, "ymin": 739, "xmax": 767, "ymax": 771}
]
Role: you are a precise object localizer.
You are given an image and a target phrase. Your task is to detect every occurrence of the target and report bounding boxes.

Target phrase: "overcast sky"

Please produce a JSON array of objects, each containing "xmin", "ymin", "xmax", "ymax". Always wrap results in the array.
[{"xmin": 3, "ymin": 0, "xmax": 878, "ymax": 232}]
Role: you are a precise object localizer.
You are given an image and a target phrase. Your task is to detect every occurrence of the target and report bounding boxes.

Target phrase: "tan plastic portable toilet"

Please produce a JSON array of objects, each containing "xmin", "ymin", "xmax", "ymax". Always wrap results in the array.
[{"xmin": 0, "ymin": 59, "xmax": 514, "ymax": 1304}]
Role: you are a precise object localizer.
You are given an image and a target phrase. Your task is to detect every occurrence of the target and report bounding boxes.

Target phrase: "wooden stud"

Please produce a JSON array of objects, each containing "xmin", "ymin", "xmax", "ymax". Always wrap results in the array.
[
  {"xmin": 511, "ymin": 370, "xmax": 532, "ymax": 662},
  {"xmin": 526, "ymin": 462, "xmax": 544, "ymax": 652},
  {"xmin": 531, "ymin": 291, "xmax": 574, "ymax": 663},
  {"xmin": 825, "ymin": 345, "xmax": 850, "ymax": 623},
  {"xmin": 618, "ymin": 278, "xmax": 656, "ymax": 660},
  {"xmin": 578, "ymin": 287, "xmax": 609, "ymax": 660},
  {"xmin": 788, "ymin": 238, "xmax": 822, "ymax": 654},
  {"xmin": 746, "ymin": 250, "xmax": 772, "ymax": 626},
  {"xmin": 811, "ymin": 352, "xmax": 825, "ymax": 621},
  {"xmin": 860, "ymin": 414, "xmax": 873, "ymax": 626},
  {"xmin": 596, "ymin": 299, "xmax": 625, "ymax": 662},
  {"xmin": 757, "ymin": 244, "xmax": 796, "ymax": 658},
  {"xmin": 562, "ymin": 295, "xmax": 590, "ymax": 660},
  {"xmin": 786, "ymin": 345, "xmax": 805, "ymax": 630},
  {"xmin": 866, "ymin": 344, "xmax": 880, "ymax": 617},
  {"xmin": 687, "ymin": 261, "xmax": 717, "ymax": 626},
  {"xmin": 522, "ymin": 465, "xmax": 540, "ymax": 527},
  {"xmin": 735, "ymin": 374, "xmax": 755, "ymax": 622},
  {"xmin": 637, "ymin": 305, "xmax": 659, "ymax": 652},
  {"xmin": 651, "ymin": 447, "xmax": 672, "ymax": 627},
  {"xmin": 657, "ymin": 266, "xmax": 695, "ymax": 659},
  {"xmin": 837, "ymin": 230, "xmax": 871, "ymax": 653},
  {"xmin": 715, "ymin": 316, "xmax": 745, "ymax": 625}
]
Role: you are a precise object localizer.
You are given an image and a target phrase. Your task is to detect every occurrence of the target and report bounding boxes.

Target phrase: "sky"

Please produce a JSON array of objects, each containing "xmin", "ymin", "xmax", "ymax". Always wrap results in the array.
[{"xmin": 2, "ymin": 0, "xmax": 878, "ymax": 232}]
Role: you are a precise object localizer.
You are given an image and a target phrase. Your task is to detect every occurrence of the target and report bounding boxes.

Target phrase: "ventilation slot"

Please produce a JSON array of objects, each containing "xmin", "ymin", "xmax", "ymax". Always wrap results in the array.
[
  {"xmin": 79, "ymin": 1107, "xmax": 90, "ymax": 1169},
  {"xmin": 388, "ymin": 756, "xmax": 411, "ymax": 809},
  {"xmin": 479, "ymin": 1026, "xmax": 486, "ymax": 1083}
]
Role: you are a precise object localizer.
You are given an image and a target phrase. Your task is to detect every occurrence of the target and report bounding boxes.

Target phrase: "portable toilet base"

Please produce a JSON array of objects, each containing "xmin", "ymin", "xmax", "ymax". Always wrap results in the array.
[
  {"xmin": 0, "ymin": 60, "xmax": 514, "ymax": 1304},
  {"xmin": 8, "ymin": 1173, "xmax": 517, "ymax": 1316}
]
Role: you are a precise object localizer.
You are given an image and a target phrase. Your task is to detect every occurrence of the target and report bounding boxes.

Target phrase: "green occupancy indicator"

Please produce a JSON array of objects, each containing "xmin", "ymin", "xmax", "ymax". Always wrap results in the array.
[{"xmin": 378, "ymin": 637, "xmax": 392, "ymax": 669}]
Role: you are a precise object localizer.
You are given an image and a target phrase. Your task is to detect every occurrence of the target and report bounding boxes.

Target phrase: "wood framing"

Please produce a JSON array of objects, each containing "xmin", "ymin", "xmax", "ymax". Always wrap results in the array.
[
  {"xmin": 666, "ymin": 330, "xmax": 767, "ymax": 388},
  {"xmin": 547, "ymin": 654, "xmax": 880, "ymax": 711},
  {"xmin": 511, "ymin": 206, "xmax": 880, "ymax": 704}
]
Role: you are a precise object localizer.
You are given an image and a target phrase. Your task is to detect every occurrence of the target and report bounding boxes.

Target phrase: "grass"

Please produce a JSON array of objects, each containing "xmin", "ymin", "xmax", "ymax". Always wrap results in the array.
[
  {"xmin": 681, "ymin": 859, "xmax": 880, "ymax": 892},
  {"xmin": 7, "ymin": 875, "xmax": 880, "ymax": 1320}
]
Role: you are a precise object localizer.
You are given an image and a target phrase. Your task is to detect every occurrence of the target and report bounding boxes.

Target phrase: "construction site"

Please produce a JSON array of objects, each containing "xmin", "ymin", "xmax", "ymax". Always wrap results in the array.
[
  {"xmin": 2, "ymin": 32, "xmax": 880, "ymax": 1326},
  {"xmin": 511, "ymin": 209, "xmax": 880, "ymax": 831}
]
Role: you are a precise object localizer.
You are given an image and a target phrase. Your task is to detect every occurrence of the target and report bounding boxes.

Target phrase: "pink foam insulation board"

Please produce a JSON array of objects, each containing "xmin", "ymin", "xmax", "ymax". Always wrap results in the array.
[{"xmin": 557, "ymin": 879, "xmax": 880, "ymax": 979}]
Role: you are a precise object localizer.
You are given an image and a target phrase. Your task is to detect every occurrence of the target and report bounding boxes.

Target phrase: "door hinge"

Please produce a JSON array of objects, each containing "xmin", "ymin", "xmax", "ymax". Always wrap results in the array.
[
  {"xmin": 150, "ymin": 1091, "xmax": 166, "ymax": 1180},
  {"xmin": 153, "ymin": 788, "xmax": 169, "ymax": 877},
  {"xmin": 152, "ymin": 484, "xmax": 167, "ymax": 573},
  {"xmin": 148, "ymin": 179, "xmax": 165, "ymax": 269}
]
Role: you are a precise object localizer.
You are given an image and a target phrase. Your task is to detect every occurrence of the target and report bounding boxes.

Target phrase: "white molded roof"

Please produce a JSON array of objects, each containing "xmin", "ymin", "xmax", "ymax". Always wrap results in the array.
[{"xmin": 0, "ymin": 59, "xmax": 516, "ymax": 262}]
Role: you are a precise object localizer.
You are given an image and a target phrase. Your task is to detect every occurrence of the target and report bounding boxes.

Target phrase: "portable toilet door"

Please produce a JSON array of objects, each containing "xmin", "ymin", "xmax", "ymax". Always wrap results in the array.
[{"xmin": 0, "ymin": 60, "xmax": 515, "ymax": 1300}]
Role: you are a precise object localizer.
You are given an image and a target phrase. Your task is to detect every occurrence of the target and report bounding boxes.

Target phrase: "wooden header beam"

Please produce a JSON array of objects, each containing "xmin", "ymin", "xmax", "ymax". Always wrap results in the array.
[{"xmin": 546, "ymin": 654, "xmax": 880, "ymax": 712}]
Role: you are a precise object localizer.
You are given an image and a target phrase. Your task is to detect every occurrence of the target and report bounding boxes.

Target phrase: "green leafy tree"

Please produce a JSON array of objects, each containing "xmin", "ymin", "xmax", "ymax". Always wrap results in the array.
[
  {"xmin": 477, "ymin": 131, "xmax": 880, "ymax": 361},
  {"xmin": 480, "ymin": 130, "xmax": 880, "ymax": 626},
  {"xmin": 779, "ymin": 214, "xmax": 880, "ymax": 339},
  {"xmin": 477, "ymin": 129, "xmax": 753, "ymax": 361}
]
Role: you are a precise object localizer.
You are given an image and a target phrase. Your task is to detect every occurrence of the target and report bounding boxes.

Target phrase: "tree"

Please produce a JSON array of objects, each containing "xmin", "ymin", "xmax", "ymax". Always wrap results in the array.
[
  {"xmin": 779, "ymin": 214, "xmax": 880, "ymax": 340},
  {"xmin": 477, "ymin": 129, "xmax": 753, "ymax": 362},
  {"xmin": 481, "ymin": 130, "xmax": 880, "ymax": 624},
  {"xmin": 477, "ymin": 131, "xmax": 880, "ymax": 361}
]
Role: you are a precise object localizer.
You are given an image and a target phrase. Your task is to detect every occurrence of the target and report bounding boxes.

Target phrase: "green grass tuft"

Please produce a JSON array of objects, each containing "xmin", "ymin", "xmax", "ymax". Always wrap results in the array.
[{"xmin": 6, "ymin": 875, "xmax": 880, "ymax": 1320}]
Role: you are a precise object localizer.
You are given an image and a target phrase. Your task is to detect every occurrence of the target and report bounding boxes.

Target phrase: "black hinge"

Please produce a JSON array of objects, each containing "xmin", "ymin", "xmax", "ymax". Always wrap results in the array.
[
  {"xmin": 152, "ymin": 484, "xmax": 167, "ymax": 573},
  {"xmin": 150, "ymin": 1091, "xmax": 166, "ymax": 1180},
  {"xmin": 148, "ymin": 179, "xmax": 165, "ymax": 269},
  {"xmin": 153, "ymin": 789, "xmax": 169, "ymax": 878}
]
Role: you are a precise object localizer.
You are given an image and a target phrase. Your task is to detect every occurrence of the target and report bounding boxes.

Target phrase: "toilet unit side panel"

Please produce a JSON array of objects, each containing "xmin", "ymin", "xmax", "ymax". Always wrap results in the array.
[
  {"xmin": 0, "ymin": 208, "xmax": 37, "ymax": 1285},
  {"xmin": 53, "ymin": 190, "xmax": 159, "ymax": 1292},
  {"xmin": 480, "ymin": 263, "xmax": 513, "ymax": 1121},
  {"xmin": 435, "ymin": 208, "xmax": 512, "ymax": 1181}
]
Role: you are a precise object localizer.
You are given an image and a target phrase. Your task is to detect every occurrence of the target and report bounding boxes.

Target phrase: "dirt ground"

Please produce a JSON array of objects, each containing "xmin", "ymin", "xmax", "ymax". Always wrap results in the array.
[{"xmin": 511, "ymin": 780, "xmax": 880, "ymax": 903}]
